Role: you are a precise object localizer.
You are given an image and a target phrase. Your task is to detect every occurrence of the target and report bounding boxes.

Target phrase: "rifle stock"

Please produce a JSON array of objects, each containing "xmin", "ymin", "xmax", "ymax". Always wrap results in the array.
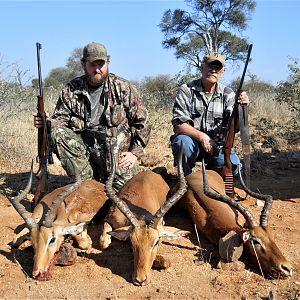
[
  {"xmin": 221, "ymin": 44, "xmax": 253, "ymax": 196},
  {"xmin": 33, "ymin": 42, "xmax": 49, "ymax": 207}
]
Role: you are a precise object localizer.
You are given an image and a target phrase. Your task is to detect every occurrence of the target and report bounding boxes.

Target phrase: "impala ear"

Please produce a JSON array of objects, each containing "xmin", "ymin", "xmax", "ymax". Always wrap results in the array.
[
  {"xmin": 62, "ymin": 222, "xmax": 87, "ymax": 235},
  {"xmin": 159, "ymin": 226, "xmax": 190, "ymax": 240},
  {"xmin": 108, "ymin": 226, "xmax": 132, "ymax": 241},
  {"xmin": 219, "ymin": 230, "xmax": 244, "ymax": 262}
]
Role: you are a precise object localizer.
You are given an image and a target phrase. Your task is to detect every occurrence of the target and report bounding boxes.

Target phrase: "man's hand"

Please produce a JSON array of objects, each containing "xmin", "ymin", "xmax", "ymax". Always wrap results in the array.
[
  {"xmin": 118, "ymin": 152, "xmax": 137, "ymax": 169},
  {"xmin": 238, "ymin": 91, "xmax": 250, "ymax": 106},
  {"xmin": 198, "ymin": 132, "xmax": 215, "ymax": 155},
  {"xmin": 33, "ymin": 112, "xmax": 49, "ymax": 128}
]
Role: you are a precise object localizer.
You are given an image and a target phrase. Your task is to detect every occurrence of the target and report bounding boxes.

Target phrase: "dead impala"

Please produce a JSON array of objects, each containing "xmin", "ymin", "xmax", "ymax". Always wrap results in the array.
[
  {"xmin": 179, "ymin": 161, "xmax": 293, "ymax": 278},
  {"xmin": 10, "ymin": 165, "xmax": 108, "ymax": 281},
  {"xmin": 100, "ymin": 139, "xmax": 188, "ymax": 286}
]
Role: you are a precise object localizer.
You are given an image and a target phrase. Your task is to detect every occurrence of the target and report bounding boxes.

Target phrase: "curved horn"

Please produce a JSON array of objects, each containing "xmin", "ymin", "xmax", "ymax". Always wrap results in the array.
[
  {"xmin": 150, "ymin": 142, "xmax": 187, "ymax": 228},
  {"xmin": 105, "ymin": 137, "xmax": 140, "ymax": 228},
  {"xmin": 237, "ymin": 165, "xmax": 273, "ymax": 227},
  {"xmin": 10, "ymin": 160, "xmax": 38, "ymax": 230},
  {"xmin": 202, "ymin": 160, "xmax": 258, "ymax": 228},
  {"xmin": 42, "ymin": 180, "xmax": 81, "ymax": 228}
]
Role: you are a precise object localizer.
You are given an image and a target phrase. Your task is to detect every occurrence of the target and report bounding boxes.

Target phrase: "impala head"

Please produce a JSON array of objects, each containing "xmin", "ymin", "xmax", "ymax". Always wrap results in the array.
[
  {"xmin": 105, "ymin": 138, "xmax": 187, "ymax": 285},
  {"xmin": 30, "ymin": 226, "xmax": 65, "ymax": 280},
  {"xmin": 202, "ymin": 161, "xmax": 293, "ymax": 278},
  {"xmin": 242, "ymin": 226, "xmax": 293, "ymax": 278},
  {"xmin": 10, "ymin": 164, "xmax": 82, "ymax": 280}
]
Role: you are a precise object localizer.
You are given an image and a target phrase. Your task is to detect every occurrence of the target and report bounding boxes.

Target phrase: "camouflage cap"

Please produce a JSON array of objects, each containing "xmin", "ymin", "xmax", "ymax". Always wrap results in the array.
[
  {"xmin": 202, "ymin": 52, "xmax": 225, "ymax": 67},
  {"xmin": 82, "ymin": 42, "xmax": 108, "ymax": 62}
]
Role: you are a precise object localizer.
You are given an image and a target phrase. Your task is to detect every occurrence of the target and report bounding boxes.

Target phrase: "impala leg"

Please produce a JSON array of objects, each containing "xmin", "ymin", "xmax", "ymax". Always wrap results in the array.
[
  {"xmin": 72, "ymin": 229, "xmax": 92, "ymax": 250},
  {"xmin": 99, "ymin": 222, "xmax": 113, "ymax": 250},
  {"xmin": 12, "ymin": 227, "xmax": 31, "ymax": 249}
]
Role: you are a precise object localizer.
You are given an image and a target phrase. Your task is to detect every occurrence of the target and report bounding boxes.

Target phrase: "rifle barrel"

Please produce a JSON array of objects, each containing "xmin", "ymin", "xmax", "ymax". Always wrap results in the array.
[{"xmin": 36, "ymin": 42, "xmax": 43, "ymax": 97}]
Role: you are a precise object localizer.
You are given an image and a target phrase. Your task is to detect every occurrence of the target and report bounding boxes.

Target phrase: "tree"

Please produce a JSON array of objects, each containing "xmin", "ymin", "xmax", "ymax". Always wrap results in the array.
[
  {"xmin": 275, "ymin": 57, "xmax": 300, "ymax": 118},
  {"xmin": 44, "ymin": 67, "xmax": 76, "ymax": 88},
  {"xmin": 66, "ymin": 47, "xmax": 83, "ymax": 76},
  {"xmin": 230, "ymin": 73, "xmax": 274, "ymax": 93},
  {"xmin": 139, "ymin": 74, "xmax": 177, "ymax": 110},
  {"xmin": 159, "ymin": 0, "xmax": 256, "ymax": 70},
  {"xmin": 44, "ymin": 47, "xmax": 83, "ymax": 88},
  {"xmin": 0, "ymin": 62, "xmax": 36, "ymax": 120}
]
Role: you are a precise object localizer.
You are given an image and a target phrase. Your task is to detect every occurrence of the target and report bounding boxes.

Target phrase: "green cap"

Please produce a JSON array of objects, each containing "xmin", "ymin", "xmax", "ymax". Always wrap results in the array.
[
  {"xmin": 82, "ymin": 42, "xmax": 108, "ymax": 62},
  {"xmin": 203, "ymin": 52, "xmax": 225, "ymax": 67}
]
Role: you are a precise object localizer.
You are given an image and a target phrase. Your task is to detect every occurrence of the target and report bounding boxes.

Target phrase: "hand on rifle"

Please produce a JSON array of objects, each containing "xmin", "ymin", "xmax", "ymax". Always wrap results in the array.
[
  {"xmin": 198, "ymin": 132, "xmax": 215, "ymax": 155},
  {"xmin": 33, "ymin": 112, "xmax": 49, "ymax": 128},
  {"xmin": 238, "ymin": 91, "xmax": 250, "ymax": 106}
]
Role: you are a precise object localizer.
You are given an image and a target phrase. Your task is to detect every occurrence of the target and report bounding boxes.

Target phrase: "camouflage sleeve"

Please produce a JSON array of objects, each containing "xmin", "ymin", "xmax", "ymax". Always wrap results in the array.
[
  {"xmin": 50, "ymin": 83, "xmax": 84, "ymax": 131},
  {"xmin": 172, "ymin": 84, "xmax": 194, "ymax": 128},
  {"xmin": 126, "ymin": 82, "xmax": 152, "ymax": 158}
]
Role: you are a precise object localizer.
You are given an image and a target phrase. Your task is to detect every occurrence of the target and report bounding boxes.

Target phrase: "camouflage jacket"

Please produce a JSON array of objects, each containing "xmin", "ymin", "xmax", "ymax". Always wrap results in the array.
[{"xmin": 51, "ymin": 73, "xmax": 152, "ymax": 158}]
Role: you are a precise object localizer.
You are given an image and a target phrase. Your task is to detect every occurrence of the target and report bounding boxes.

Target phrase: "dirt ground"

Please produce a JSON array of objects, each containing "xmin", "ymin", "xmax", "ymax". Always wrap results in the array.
[{"xmin": 0, "ymin": 149, "xmax": 299, "ymax": 300}]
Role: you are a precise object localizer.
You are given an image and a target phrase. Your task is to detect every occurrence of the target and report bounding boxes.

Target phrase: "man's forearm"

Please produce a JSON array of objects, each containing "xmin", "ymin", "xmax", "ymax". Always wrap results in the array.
[{"xmin": 174, "ymin": 123, "xmax": 205, "ymax": 142}]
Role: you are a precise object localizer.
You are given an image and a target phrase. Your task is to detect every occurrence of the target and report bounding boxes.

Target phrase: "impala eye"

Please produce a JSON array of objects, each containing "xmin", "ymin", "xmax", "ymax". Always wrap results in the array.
[
  {"xmin": 251, "ymin": 238, "xmax": 262, "ymax": 247},
  {"xmin": 153, "ymin": 239, "xmax": 159, "ymax": 248},
  {"xmin": 49, "ymin": 236, "xmax": 56, "ymax": 245}
]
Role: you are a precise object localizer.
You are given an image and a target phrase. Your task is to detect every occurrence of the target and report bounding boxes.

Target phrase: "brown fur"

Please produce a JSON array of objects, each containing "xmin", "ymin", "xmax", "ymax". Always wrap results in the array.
[
  {"xmin": 15, "ymin": 179, "xmax": 108, "ymax": 280},
  {"xmin": 100, "ymin": 170, "xmax": 188, "ymax": 286},
  {"xmin": 104, "ymin": 170, "xmax": 170, "ymax": 228},
  {"xmin": 179, "ymin": 170, "xmax": 245, "ymax": 244},
  {"xmin": 180, "ymin": 170, "xmax": 293, "ymax": 277}
]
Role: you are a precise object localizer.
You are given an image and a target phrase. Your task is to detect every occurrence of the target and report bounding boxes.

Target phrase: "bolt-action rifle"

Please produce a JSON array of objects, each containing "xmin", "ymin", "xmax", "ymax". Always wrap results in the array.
[
  {"xmin": 33, "ymin": 42, "xmax": 52, "ymax": 207},
  {"xmin": 221, "ymin": 44, "xmax": 253, "ymax": 197}
]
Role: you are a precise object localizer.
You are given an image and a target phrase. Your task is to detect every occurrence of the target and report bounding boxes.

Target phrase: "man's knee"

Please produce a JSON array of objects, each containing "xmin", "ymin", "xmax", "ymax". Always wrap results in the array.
[{"xmin": 172, "ymin": 134, "xmax": 196, "ymax": 158}]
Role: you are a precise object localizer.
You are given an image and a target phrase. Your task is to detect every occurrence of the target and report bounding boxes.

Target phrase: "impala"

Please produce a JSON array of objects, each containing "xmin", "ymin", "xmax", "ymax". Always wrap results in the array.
[
  {"xmin": 10, "ymin": 164, "xmax": 108, "ymax": 281},
  {"xmin": 100, "ymin": 138, "xmax": 188, "ymax": 286},
  {"xmin": 179, "ymin": 161, "xmax": 293, "ymax": 278}
]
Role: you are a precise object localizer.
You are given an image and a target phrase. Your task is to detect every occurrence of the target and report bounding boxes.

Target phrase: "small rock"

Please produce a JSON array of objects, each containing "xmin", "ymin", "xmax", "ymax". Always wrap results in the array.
[
  {"xmin": 152, "ymin": 255, "xmax": 171, "ymax": 270},
  {"xmin": 256, "ymin": 199, "xmax": 264, "ymax": 207},
  {"xmin": 56, "ymin": 242, "xmax": 77, "ymax": 266}
]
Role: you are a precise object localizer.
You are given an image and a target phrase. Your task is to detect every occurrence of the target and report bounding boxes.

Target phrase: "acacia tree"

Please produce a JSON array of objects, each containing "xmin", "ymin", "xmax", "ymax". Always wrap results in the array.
[
  {"xmin": 44, "ymin": 47, "xmax": 83, "ymax": 88},
  {"xmin": 159, "ymin": 0, "xmax": 256, "ymax": 69},
  {"xmin": 275, "ymin": 57, "xmax": 300, "ymax": 118}
]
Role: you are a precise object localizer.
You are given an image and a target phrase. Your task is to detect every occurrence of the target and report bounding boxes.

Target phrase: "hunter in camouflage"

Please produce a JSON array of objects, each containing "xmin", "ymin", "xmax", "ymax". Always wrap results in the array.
[{"xmin": 44, "ymin": 42, "xmax": 151, "ymax": 190}]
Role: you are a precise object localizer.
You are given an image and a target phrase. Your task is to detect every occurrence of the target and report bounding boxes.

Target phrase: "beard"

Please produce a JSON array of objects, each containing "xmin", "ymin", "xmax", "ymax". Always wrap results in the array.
[{"xmin": 85, "ymin": 69, "xmax": 109, "ymax": 86}]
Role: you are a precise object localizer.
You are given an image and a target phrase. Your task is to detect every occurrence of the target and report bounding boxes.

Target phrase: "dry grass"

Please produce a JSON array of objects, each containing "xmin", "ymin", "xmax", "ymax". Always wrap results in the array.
[
  {"xmin": 0, "ymin": 88, "xmax": 298, "ymax": 174},
  {"xmin": 249, "ymin": 90, "xmax": 292, "ymax": 123}
]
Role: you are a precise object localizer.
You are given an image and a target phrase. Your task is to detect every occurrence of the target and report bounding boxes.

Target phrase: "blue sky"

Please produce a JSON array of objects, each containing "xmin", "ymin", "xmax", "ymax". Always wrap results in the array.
[{"xmin": 0, "ymin": 0, "xmax": 299, "ymax": 86}]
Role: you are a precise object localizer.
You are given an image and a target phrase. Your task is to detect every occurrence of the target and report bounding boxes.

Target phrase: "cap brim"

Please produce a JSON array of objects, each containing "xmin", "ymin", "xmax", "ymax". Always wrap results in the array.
[
  {"xmin": 85, "ymin": 56, "xmax": 108, "ymax": 63},
  {"xmin": 206, "ymin": 59, "xmax": 224, "ymax": 67}
]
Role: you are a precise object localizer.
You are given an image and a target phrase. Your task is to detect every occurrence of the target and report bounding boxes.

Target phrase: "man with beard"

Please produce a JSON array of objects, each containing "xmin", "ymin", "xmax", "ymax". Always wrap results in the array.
[
  {"xmin": 34, "ymin": 42, "xmax": 151, "ymax": 190},
  {"xmin": 171, "ymin": 52, "xmax": 249, "ymax": 177}
]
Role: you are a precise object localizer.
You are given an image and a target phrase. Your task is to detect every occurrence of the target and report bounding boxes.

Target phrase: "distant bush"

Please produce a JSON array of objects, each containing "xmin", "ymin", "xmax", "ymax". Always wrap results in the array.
[
  {"xmin": 0, "ymin": 60, "xmax": 298, "ymax": 172},
  {"xmin": 275, "ymin": 57, "xmax": 300, "ymax": 118}
]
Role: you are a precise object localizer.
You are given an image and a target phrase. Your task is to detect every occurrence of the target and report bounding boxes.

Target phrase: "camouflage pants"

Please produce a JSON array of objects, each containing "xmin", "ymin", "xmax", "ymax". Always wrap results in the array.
[{"xmin": 51, "ymin": 125, "xmax": 139, "ymax": 191}]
